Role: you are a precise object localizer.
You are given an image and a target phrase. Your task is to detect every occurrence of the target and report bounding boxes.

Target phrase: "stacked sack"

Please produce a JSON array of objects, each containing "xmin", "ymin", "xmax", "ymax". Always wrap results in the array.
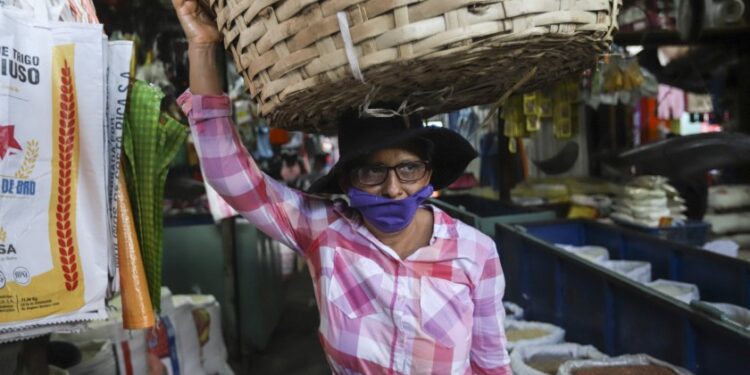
[
  {"xmin": 50, "ymin": 288, "xmax": 232, "ymax": 375},
  {"xmin": 611, "ymin": 176, "xmax": 687, "ymax": 227},
  {"xmin": 704, "ymin": 185, "xmax": 750, "ymax": 260},
  {"xmin": 502, "ymin": 301, "xmax": 604, "ymax": 375}
]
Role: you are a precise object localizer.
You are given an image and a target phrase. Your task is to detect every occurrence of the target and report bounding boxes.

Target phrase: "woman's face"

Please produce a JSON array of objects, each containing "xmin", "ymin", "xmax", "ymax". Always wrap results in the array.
[{"xmin": 350, "ymin": 148, "xmax": 432, "ymax": 199}]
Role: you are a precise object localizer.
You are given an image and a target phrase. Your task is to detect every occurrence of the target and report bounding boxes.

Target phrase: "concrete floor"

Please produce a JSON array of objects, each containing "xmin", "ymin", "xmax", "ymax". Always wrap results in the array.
[{"xmin": 248, "ymin": 270, "xmax": 330, "ymax": 375}]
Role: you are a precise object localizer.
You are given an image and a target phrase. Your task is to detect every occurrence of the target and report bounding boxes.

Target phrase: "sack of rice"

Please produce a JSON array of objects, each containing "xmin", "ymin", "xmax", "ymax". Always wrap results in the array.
[
  {"xmin": 556, "ymin": 245, "xmax": 610, "ymax": 263},
  {"xmin": 173, "ymin": 295, "xmax": 230, "ymax": 374},
  {"xmin": 505, "ymin": 320, "xmax": 565, "ymax": 351},
  {"xmin": 504, "ymin": 301, "xmax": 524, "ymax": 321},
  {"xmin": 708, "ymin": 185, "xmax": 750, "ymax": 211},
  {"xmin": 646, "ymin": 279, "xmax": 700, "ymax": 304},
  {"xmin": 169, "ymin": 302, "xmax": 207, "ymax": 375},
  {"xmin": 704, "ymin": 302, "xmax": 750, "ymax": 330},
  {"xmin": 599, "ymin": 260, "xmax": 652, "ymax": 283},
  {"xmin": 116, "ymin": 329, "xmax": 149, "ymax": 375},
  {"xmin": 65, "ymin": 339, "xmax": 117, "ymax": 375},
  {"xmin": 0, "ymin": 9, "xmax": 109, "ymax": 331},
  {"xmin": 558, "ymin": 354, "xmax": 693, "ymax": 375},
  {"xmin": 510, "ymin": 343, "xmax": 607, "ymax": 375},
  {"xmin": 703, "ymin": 212, "xmax": 750, "ymax": 235},
  {"xmin": 52, "ymin": 304, "xmax": 149, "ymax": 375}
]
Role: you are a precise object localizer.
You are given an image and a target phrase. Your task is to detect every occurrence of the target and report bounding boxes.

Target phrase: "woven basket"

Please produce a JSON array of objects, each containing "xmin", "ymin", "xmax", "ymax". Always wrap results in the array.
[{"xmin": 202, "ymin": 0, "xmax": 621, "ymax": 131}]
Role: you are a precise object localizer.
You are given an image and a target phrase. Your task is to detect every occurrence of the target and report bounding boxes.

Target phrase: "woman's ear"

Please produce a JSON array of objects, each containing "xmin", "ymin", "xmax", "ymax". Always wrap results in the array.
[
  {"xmin": 338, "ymin": 174, "xmax": 349, "ymax": 193},
  {"xmin": 423, "ymin": 168, "xmax": 433, "ymax": 185}
]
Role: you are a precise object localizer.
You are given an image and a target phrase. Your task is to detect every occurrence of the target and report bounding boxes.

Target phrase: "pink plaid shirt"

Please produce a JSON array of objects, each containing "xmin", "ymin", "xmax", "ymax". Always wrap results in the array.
[{"xmin": 178, "ymin": 91, "xmax": 511, "ymax": 375}]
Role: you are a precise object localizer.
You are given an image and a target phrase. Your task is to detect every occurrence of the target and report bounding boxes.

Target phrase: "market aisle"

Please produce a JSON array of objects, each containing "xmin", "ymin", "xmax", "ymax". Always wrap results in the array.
[{"xmin": 248, "ymin": 269, "xmax": 330, "ymax": 374}]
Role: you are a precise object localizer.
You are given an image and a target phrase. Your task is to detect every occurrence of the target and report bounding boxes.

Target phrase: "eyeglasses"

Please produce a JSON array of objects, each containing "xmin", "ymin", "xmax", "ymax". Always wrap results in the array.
[{"xmin": 351, "ymin": 161, "xmax": 431, "ymax": 186}]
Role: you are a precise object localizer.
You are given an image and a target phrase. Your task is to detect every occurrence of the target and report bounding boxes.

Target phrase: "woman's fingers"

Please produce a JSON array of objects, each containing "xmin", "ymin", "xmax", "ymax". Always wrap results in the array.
[{"xmin": 171, "ymin": 0, "xmax": 221, "ymax": 46}]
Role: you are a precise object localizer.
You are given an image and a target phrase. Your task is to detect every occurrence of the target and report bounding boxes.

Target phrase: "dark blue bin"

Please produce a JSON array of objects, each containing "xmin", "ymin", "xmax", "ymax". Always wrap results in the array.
[
  {"xmin": 432, "ymin": 194, "xmax": 557, "ymax": 236},
  {"xmin": 614, "ymin": 219, "xmax": 711, "ymax": 247},
  {"xmin": 496, "ymin": 219, "xmax": 750, "ymax": 375}
]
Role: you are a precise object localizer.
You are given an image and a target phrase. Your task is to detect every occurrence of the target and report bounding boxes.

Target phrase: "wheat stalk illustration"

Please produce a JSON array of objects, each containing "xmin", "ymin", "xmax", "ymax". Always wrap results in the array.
[
  {"xmin": 56, "ymin": 60, "xmax": 79, "ymax": 292},
  {"xmin": 0, "ymin": 227, "xmax": 6, "ymax": 242},
  {"xmin": 14, "ymin": 140, "xmax": 39, "ymax": 179}
]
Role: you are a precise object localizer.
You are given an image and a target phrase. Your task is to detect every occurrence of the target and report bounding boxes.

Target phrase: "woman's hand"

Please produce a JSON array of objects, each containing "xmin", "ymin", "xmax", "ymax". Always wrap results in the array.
[
  {"xmin": 172, "ymin": 0, "xmax": 221, "ymax": 48},
  {"xmin": 172, "ymin": 0, "xmax": 223, "ymax": 94}
]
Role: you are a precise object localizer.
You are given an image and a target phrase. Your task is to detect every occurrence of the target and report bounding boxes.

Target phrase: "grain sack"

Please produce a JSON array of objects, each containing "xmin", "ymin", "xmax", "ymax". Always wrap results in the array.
[
  {"xmin": 705, "ymin": 302, "xmax": 750, "ymax": 330},
  {"xmin": 556, "ymin": 245, "xmax": 610, "ymax": 263},
  {"xmin": 505, "ymin": 320, "xmax": 565, "ymax": 351},
  {"xmin": 708, "ymin": 185, "xmax": 750, "ymax": 211},
  {"xmin": 558, "ymin": 354, "xmax": 693, "ymax": 375},
  {"xmin": 66, "ymin": 339, "xmax": 117, "ymax": 375},
  {"xmin": 599, "ymin": 260, "xmax": 652, "ymax": 283},
  {"xmin": 0, "ymin": 9, "xmax": 108, "ymax": 330},
  {"xmin": 115, "ymin": 329, "xmax": 149, "ymax": 375},
  {"xmin": 646, "ymin": 280, "xmax": 700, "ymax": 304},
  {"xmin": 716, "ymin": 234, "xmax": 750, "ymax": 248},
  {"xmin": 701, "ymin": 240, "xmax": 739, "ymax": 258},
  {"xmin": 704, "ymin": 212, "xmax": 750, "ymax": 235},
  {"xmin": 52, "ymin": 301, "xmax": 149, "ymax": 375},
  {"xmin": 148, "ymin": 299, "xmax": 206, "ymax": 375},
  {"xmin": 511, "ymin": 343, "xmax": 608, "ymax": 375},
  {"xmin": 504, "ymin": 301, "xmax": 524, "ymax": 321},
  {"xmin": 104, "ymin": 40, "xmax": 134, "ymax": 290},
  {"xmin": 173, "ymin": 295, "xmax": 231, "ymax": 374}
]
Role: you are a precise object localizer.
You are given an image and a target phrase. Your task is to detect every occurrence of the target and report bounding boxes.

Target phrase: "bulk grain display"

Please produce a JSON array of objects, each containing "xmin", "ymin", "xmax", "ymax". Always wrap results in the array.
[
  {"xmin": 510, "ymin": 343, "xmax": 608, "ymax": 375},
  {"xmin": 558, "ymin": 354, "xmax": 693, "ymax": 375},
  {"xmin": 504, "ymin": 320, "xmax": 565, "ymax": 351}
]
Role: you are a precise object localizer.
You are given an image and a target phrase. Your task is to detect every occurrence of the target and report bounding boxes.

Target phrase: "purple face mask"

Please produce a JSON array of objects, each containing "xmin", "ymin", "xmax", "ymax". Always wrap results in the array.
[{"xmin": 347, "ymin": 184, "xmax": 434, "ymax": 233}]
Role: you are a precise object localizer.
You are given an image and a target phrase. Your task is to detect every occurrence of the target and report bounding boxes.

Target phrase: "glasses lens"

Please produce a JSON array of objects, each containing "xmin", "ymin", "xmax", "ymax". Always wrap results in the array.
[
  {"xmin": 395, "ymin": 162, "xmax": 427, "ymax": 182},
  {"xmin": 356, "ymin": 166, "xmax": 387, "ymax": 185}
]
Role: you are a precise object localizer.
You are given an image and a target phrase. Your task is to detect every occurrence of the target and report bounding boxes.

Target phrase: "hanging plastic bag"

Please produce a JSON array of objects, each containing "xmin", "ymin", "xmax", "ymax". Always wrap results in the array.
[{"xmin": 0, "ymin": 9, "xmax": 108, "ymax": 330}]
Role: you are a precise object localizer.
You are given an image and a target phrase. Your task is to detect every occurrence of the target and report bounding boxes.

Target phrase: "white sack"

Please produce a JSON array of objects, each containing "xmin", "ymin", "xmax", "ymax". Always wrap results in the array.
[
  {"xmin": 504, "ymin": 320, "xmax": 565, "ymax": 351},
  {"xmin": 510, "ymin": 343, "xmax": 607, "ymax": 375},
  {"xmin": 646, "ymin": 279, "xmax": 700, "ymax": 304}
]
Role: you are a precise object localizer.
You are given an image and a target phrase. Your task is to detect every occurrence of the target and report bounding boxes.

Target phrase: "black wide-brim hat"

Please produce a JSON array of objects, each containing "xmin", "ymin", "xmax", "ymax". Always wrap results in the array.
[{"xmin": 308, "ymin": 107, "xmax": 478, "ymax": 194}]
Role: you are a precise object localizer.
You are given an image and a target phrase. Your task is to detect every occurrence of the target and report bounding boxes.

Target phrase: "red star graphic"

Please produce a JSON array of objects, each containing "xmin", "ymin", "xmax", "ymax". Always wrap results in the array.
[{"xmin": 0, "ymin": 124, "xmax": 23, "ymax": 160}]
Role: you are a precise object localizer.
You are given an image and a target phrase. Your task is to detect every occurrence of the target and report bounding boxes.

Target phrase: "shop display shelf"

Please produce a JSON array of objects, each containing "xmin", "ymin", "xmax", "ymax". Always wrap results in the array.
[
  {"xmin": 431, "ymin": 194, "xmax": 558, "ymax": 236},
  {"xmin": 496, "ymin": 220, "xmax": 750, "ymax": 375}
]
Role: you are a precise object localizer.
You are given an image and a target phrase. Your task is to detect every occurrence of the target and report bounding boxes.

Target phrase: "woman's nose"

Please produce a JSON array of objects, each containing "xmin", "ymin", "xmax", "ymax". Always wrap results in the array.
[{"xmin": 382, "ymin": 170, "xmax": 405, "ymax": 199}]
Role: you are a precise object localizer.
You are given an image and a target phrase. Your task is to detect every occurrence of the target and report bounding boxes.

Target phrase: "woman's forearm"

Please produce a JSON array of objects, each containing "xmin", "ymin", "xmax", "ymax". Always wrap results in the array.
[{"xmin": 188, "ymin": 44, "xmax": 223, "ymax": 95}]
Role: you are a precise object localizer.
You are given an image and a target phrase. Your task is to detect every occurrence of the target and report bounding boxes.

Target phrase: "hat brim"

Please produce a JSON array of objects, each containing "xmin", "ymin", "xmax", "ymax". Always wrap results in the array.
[{"xmin": 307, "ymin": 127, "xmax": 478, "ymax": 194}]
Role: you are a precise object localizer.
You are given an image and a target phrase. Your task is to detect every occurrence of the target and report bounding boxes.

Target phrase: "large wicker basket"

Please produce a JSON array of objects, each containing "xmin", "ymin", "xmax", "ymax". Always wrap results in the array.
[{"xmin": 201, "ymin": 0, "xmax": 621, "ymax": 131}]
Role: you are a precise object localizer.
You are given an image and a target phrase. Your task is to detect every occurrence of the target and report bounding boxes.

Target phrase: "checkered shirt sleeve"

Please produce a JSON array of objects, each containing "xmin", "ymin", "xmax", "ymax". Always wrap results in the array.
[{"xmin": 178, "ymin": 91, "xmax": 334, "ymax": 254}]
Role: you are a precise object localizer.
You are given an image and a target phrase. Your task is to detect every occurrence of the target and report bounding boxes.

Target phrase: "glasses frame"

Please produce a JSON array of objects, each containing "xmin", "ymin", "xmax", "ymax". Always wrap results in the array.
[{"xmin": 350, "ymin": 160, "xmax": 431, "ymax": 187}]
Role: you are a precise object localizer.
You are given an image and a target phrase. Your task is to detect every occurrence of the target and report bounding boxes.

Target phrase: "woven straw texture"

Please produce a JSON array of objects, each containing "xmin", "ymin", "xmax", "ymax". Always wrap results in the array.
[{"xmin": 202, "ymin": 0, "xmax": 621, "ymax": 131}]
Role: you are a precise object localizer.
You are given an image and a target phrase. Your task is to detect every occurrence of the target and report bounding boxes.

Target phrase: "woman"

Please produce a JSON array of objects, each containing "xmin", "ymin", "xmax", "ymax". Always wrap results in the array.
[{"xmin": 172, "ymin": 0, "xmax": 510, "ymax": 373}]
